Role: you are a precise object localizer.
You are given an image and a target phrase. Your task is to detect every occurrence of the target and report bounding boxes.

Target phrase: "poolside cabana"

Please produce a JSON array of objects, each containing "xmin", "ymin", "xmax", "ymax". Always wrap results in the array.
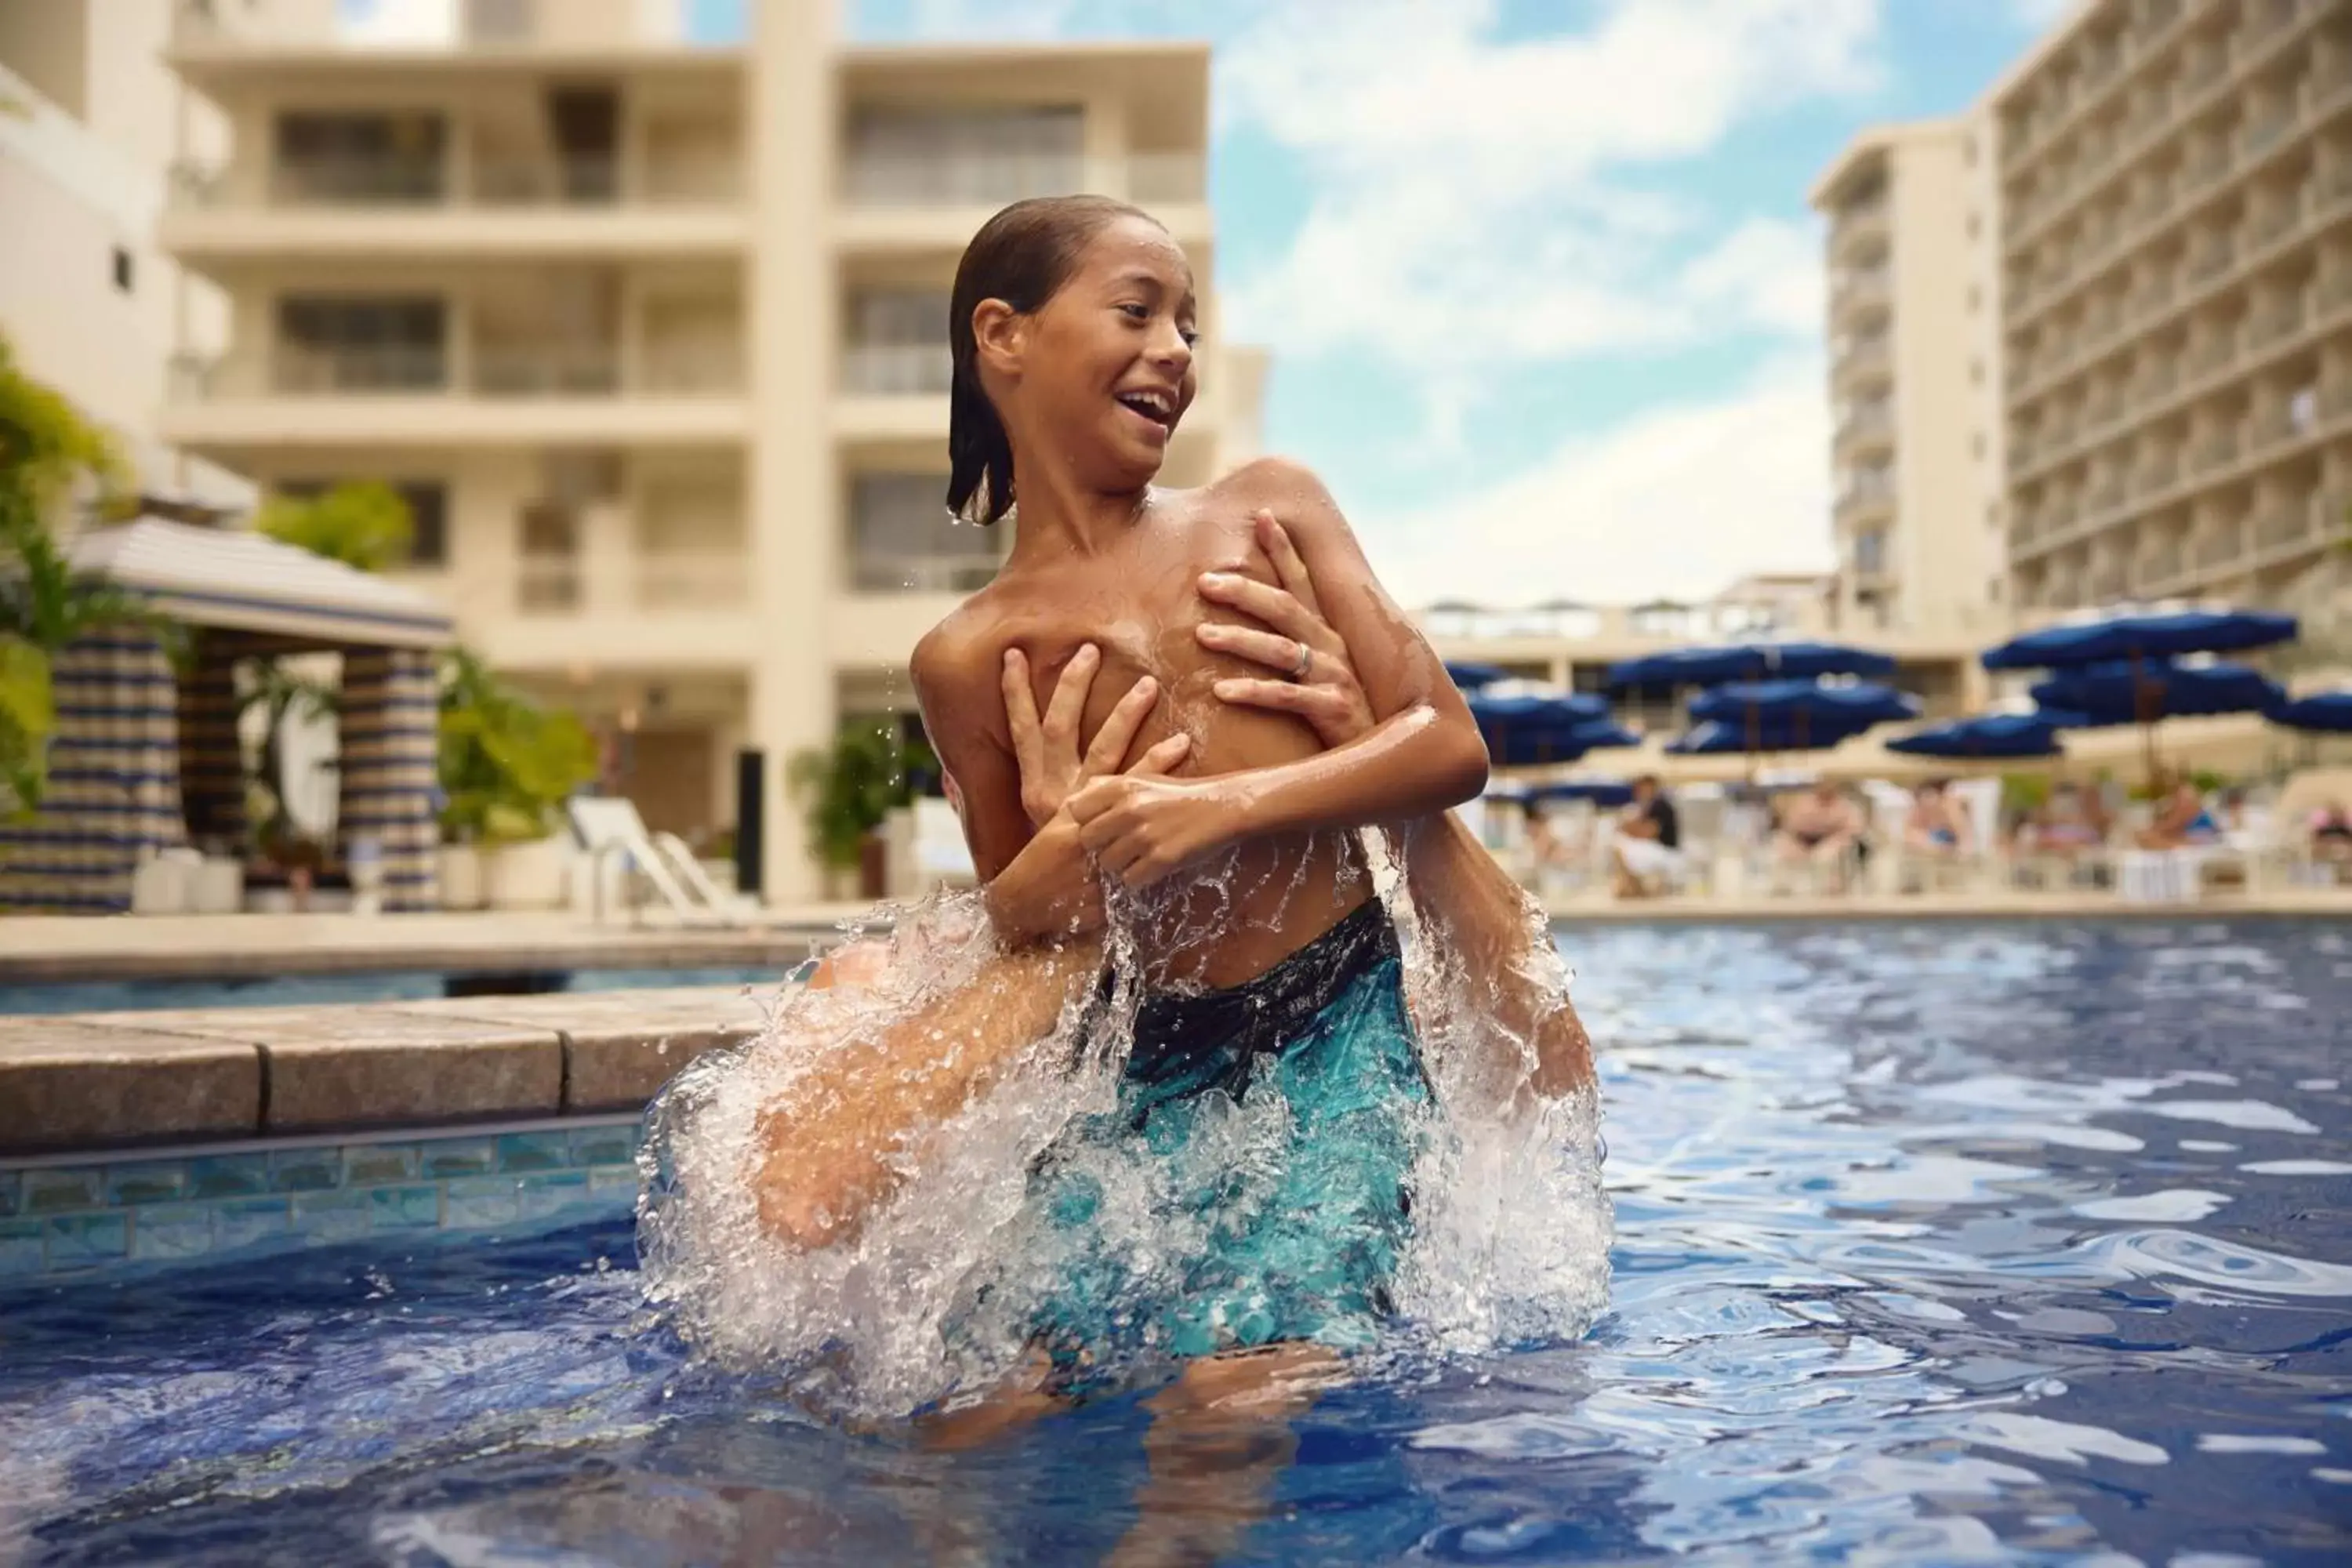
[{"xmin": 0, "ymin": 517, "xmax": 456, "ymax": 914}]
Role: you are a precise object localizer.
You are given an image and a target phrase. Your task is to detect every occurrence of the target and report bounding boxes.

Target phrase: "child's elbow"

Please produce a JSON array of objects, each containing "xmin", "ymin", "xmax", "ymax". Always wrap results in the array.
[{"xmin": 1442, "ymin": 719, "xmax": 1491, "ymax": 806}]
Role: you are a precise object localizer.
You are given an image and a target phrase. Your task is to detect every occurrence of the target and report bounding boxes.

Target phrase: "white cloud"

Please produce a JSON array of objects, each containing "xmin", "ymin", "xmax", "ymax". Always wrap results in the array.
[
  {"xmin": 2010, "ymin": 0, "xmax": 2082, "ymax": 33},
  {"xmin": 1349, "ymin": 356, "xmax": 1837, "ymax": 608},
  {"xmin": 1219, "ymin": 0, "xmax": 1878, "ymax": 372}
]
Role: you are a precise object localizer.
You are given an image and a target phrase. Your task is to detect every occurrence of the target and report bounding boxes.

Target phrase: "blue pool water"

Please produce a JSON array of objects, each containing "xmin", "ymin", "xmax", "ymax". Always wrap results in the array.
[{"xmin": 4, "ymin": 920, "xmax": 2349, "ymax": 1565}]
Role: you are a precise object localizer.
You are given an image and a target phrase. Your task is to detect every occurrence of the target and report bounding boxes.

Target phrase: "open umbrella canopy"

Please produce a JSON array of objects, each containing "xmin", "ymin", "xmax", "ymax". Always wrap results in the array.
[
  {"xmin": 2031, "ymin": 660, "xmax": 2284, "ymax": 726},
  {"xmin": 1444, "ymin": 661, "xmax": 1512, "ymax": 691},
  {"xmin": 1982, "ymin": 608, "xmax": 2296, "ymax": 671},
  {"xmin": 1665, "ymin": 712, "xmax": 1883, "ymax": 755},
  {"xmin": 1686, "ymin": 679, "xmax": 1920, "ymax": 728},
  {"xmin": 2270, "ymin": 690, "xmax": 2352, "ymax": 734},
  {"xmin": 1607, "ymin": 641, "xmax": 1895, "ymax": 688},
  {"xmin": 1564, "ymin": 720, "xmax": 1642, "ymax": 751},
  {"xmin": 1888, "ymin": 712, "xmax": 2067, "ymax": 759}
]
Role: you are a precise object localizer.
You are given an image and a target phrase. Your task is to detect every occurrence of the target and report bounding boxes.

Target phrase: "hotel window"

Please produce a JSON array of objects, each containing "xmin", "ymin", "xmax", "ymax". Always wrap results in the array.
[{"xmin": 849, "ymin": 473, "xmax": 1000, "ymax": 593}]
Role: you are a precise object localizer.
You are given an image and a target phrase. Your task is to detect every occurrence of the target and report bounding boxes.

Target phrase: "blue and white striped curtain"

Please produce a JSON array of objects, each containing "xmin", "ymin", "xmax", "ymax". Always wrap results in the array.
[
  {"xmin": 0, "ymin": 628, "xmax": 187, "ymax": 913},
  {"xmin": 178, "ymin": 630, "xmax": 245, "ymax": 849},
  {"xmin": 337, "ymin": 646, "xmax": 439, "ymax": 912}
]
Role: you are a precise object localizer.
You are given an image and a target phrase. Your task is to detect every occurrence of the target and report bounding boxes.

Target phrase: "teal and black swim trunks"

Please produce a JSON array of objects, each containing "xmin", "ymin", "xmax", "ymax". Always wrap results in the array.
[{"xmin": 1008, "ymin": 898, "xmax": 1432, "ymax": 1372}]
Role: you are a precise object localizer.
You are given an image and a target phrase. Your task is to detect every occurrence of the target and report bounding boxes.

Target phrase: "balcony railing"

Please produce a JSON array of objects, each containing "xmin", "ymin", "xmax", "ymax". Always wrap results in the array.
[
  {"xmin": 516, "ymin": 554, "xmax": 580, "ymax": 614},
  {"xmin": 635, "ymin": 551, "xmax": 748, "ymax": 610},
  {"xmin": 841, "ymin": 152, "xmax": 1206, "ymax": 209},
  {"xmin": 851, "ymin": 551, "xmax": 1001, "ymax": 594},
  {"xmin": 170, "ymin": 153, "xmax": 744, "ymax": 211},
  {"xmin": 841, "ymin": 343, "xmax": 953, "ymax": 397},
  {"xmin": 171, "ymin": 344, "xmax": 745, "ymax": 400},
  {"xmin": 1835, "ymin": 408, "xmax": 1893, "ymax": 448}
]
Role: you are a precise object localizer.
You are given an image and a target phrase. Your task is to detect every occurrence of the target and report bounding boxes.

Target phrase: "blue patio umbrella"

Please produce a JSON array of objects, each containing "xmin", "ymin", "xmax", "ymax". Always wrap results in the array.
[
  {"xmin": 1983, "ymin": 608, "xmax": 2297, "ymax": 671},
  {"xmin": 1468, "ymin": 691, "xmax": 1616, "ymax": 768},
  {"xmin": 2030, "ymin": 660, "xmax": 2284, "ymax": 725},
  {"xmin": 1445, "ymin": 661, "xmax": 1512, "ymax": 692},
  {"xmin": 1888, "ymin": 712, "xmax": 2067, "ymax": 760},
  {"xmin": 2270, "ymin": 691, "xmax": 2352, "ymax": 733},
  {"xmin": 1608, "ymin": 640, "xmax": 1895, "ymax": 688},
  {"xmin": 1687, "ymin": 680, "xmax": 1920, "ymax": 729},
  {"xmin": 1664, "ymin": 710, "xmax": 1886, "ymax": 756}
]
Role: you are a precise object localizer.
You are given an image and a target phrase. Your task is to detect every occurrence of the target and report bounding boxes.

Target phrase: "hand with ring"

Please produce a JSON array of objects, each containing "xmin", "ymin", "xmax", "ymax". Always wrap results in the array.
[{"xmin": 1195, "ymin": 509, "xmax": 1377, "ymax": 750}]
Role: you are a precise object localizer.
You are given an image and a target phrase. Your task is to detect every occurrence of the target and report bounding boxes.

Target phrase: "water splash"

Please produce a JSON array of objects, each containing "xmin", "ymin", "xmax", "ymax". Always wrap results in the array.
[{"xmin": 636, "ymin": 829, "xmax": 1612, "ymax": 1417}]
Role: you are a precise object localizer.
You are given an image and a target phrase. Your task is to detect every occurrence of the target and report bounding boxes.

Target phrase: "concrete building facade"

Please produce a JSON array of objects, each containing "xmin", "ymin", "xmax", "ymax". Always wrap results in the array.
[
  {"xmin": 1811, "ymin": 118, "xmax": 2010, "ymax": 641},
  {"xmin": 1994, "ymin": 0, "xmax": 2352, "ymax": 620},
  {"xmin": 0, "ymin": 0, "xmax": 243, "ymax": 507},
  {"xmin": 151, "ymin": 0, "xmax": 1246, "ymax": 899}
]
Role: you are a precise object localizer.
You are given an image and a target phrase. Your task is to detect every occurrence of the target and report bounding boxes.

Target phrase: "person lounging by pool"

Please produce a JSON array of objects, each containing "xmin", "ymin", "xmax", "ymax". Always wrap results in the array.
[{"xmin": 746, "ymin": 196, "xmax": 1595, "ymax": 1392}]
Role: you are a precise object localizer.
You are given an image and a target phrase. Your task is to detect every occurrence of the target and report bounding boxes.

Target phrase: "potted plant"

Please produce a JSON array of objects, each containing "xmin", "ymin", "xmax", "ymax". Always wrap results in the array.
[
  {"xmin": 437, "ymin": 648, "xmax": 597, "ymax": 910},
  {"xmin": 788, "ymin": 719, "xmax": 936, "ymax": 900}
]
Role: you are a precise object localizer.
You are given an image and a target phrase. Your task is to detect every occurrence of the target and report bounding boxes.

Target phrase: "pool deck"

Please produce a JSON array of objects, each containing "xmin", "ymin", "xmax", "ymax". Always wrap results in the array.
[
  {"xmin": 0, "ymin": 984, "xmax": 770, "ymax": 1157},
  {"xmin": 0, "ymin": 906, "xmax": 882, "ymax": 984}
]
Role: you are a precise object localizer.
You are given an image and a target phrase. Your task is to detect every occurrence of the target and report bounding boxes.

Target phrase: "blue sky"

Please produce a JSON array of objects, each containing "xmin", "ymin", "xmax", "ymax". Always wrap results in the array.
[{"xmin": 742, "ymin": 1, "xmax": 2074, "ymax": 604}]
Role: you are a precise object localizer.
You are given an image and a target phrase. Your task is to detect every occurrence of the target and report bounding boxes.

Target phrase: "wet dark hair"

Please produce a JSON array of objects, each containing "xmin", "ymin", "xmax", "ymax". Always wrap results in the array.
[{"xmin": 946, "ymin": 194, "xmax": 1158, "ymax": 525}]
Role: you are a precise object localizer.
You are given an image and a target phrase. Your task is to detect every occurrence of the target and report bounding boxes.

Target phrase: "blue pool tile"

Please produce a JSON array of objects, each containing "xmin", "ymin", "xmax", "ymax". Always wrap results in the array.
[
  {"xmin": 343, "ymin": 1144, "xmax": 420, "ymax": 1189},
  {"xmin": 495, "ymin": 1131, "xmax": 570, "ymax": 1174},
  {"xmin": 44, "ymin": 1213, "xmax": 129, "ymax": 1269},
  {"xmin": 0, "ymin": 1218, "xmax": 43, "ymax": 1274},
  {"xmin": 515, "ymin": 1170, "xmax": 591, "ymax": 1222},
  {"xmin": 186, "ymin": 1153, "xmax": 270, "ymax": 1200},
  {"xmin": 268, "ymin": 1149, "xmax": 342, "ymax": 1192},
  {"xmin": 368, "ymin": 1185, "xmax": 441, "ymax": 1231},
  {"xmin": 129, "ymin": 1203, "xmax": 214, "ymax": 1261},
  {"xmin": 0, "ymin": 1170, "xmax": 20, "ymax": 1218},
  {"xmin": 213, "ymin": 1196, "xmax": 292, "ymax": 1251},
  {"xmin": 587, "ymin": 1165, "xmax": 641, "ymax": 1201},
  {"xmin": 292, "ymin": 1191, "xmax": 372, "ymax": 1244},
  {"xmin": 105, "ymin": 1162, "xmax": 190, "ymax": 1207},
  {"xmin": 23, "ymin": 1167, "xmax": 103, "ymax": 1214},
  {"xmin": 442, "ymin": 1175, "xmax": 520, "ymax": 1230},
  {"xmin": 566, "ymin": 1124, "xmax": 637, "ymax": 1169},
  {"xmin": 419, "ymin": 1138, "xmax": 496, "ymax": 1179}
]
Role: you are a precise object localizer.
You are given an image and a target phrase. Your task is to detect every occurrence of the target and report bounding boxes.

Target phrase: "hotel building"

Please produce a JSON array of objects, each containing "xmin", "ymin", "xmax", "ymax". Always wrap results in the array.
[
  {"xmin": 1994, "ymin": 0, "xmax": 2351, "ymax": 621},
  {"xmin": 152, "ymin": 0, "xmax": 1246, "ymax": 901},
  {"xmin": 1810, "ymin": 116, "xmax": 2012, "ymax": 640}
]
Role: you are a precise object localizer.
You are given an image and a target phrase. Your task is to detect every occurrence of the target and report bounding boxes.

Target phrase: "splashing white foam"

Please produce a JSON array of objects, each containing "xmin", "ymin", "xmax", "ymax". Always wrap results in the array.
[{"xmin": 637, "ymin": 830, "xmax": 1612, "ymax": 1419}]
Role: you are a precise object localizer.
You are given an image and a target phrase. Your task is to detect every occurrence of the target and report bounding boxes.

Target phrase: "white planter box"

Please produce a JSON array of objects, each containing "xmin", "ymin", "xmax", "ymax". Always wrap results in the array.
[
  {"xmin": 190, "ymin": 858, "xmax": 243, "ymax": 915},
  {"xmin": 485, "ymin": 836, "xmax": 572, "ymax": 910},
  {"xmin": 437, "ymin": 844, "xmax": 485, "ymax": 911}
]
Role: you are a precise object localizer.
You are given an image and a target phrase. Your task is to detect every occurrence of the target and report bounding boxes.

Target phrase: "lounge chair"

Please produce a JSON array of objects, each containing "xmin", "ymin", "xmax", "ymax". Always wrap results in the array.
[{"xmin": 568, "ymin": 795, "xmax": 760, "ymax": 927}]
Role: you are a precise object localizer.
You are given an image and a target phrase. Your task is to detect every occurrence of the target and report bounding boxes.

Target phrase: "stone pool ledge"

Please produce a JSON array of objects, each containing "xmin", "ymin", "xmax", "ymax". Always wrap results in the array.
[{"xmin": 0, "ymin": 985, "xmax": 775, "ymax": 1156}]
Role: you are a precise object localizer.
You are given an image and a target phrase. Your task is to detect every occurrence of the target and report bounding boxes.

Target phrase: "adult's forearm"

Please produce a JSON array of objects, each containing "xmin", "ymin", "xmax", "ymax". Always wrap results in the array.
[
  {"xmin": 1228, "ymin": 706, "xmax": 1488, "ymax": 842},
  {"xmin": 1399, "ymin": 810, "xmax": 1594, "ymax": 1099},
  {"xmin": 753, "ymin": 935, "xmax": 1104, "ymax": 1249},
  {"xmin": 982, "ymin": 815, "xmax": 1106, "ymax": 946}
]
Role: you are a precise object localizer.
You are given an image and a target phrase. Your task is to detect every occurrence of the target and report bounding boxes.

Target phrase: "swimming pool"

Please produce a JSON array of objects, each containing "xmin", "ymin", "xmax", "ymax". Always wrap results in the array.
[
  {"xmin": 4, "ymin": 920, "xmax": 2347, "ymax": 1564},
  {"xmin": 0, "ymin": 965, "xmax": 786, "ymax": 1016}
]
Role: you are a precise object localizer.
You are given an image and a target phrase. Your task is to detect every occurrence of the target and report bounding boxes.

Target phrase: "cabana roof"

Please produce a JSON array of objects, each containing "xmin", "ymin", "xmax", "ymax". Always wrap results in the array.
[{"xmin": 67, "ymin": 517, "xmax": 456, "ymax": 651}]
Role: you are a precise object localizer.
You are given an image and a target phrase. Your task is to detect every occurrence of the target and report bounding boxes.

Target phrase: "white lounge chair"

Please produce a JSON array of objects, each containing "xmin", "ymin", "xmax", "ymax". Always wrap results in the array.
[{"xmin": 568, "ymin": 795, "xmax": 759, "ymax": 927}]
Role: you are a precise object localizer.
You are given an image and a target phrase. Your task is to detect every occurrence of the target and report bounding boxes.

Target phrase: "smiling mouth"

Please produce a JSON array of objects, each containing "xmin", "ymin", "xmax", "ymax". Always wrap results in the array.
[{"xmin": 1116, "ymin": 390, "xmax": 1178, "ymax": 433}]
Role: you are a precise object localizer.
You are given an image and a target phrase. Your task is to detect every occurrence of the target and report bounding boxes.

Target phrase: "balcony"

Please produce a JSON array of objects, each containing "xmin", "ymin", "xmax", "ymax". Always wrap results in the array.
[
  {"xmin": 835, "ymin": 152, "xmax": 1211, "ymax": 250},
  {"xmin": 481, "ymin": 543, "xmax": 758, "ymax": 671},
  {"xmin": 1835, "ymin": 470, "xmax": 1896, "ymax": 527},
  {"xmin": 162, "ymin": 344, "xmax": 748, "ymax": 452},
  {"xmin": 1830, "ymin": 267, "xmax": 1893, "ymax": 324},
  {"xmin": 840, "ymin": 343, "xmax": 952, "ymax": 397},
  {"xmin": 2194, "ymin": 525, "xmax": 2245, "ymax": 568},
  {"xmin": 2139, "ymin": 543, "xmax": 2184, "ymax": 586},
  {"xmin": 1833, "ymin": 334, "xmax": 1893, "ymax": 390},
  {"xmin": 162, "ymin": 152, "xmax": 747, "ymax": 260},
  {"xmin": 1833, "ymin": 406, "xmax": 1895, "ymax": 456}
]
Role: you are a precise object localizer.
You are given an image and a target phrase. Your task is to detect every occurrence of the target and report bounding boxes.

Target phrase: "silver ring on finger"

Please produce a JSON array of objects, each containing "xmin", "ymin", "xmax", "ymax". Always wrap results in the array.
[{"xmin": 1289, "ymin": 639, "xmax": 1312, "ymax": 681}]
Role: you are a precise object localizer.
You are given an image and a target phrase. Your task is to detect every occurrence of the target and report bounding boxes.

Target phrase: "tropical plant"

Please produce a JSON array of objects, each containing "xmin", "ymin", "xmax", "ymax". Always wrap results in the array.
[
  {"xmin": 787, "ymin": 719, "xmax": 938, "ymax": 873},
  {"xmin": 436, "ymin": 648, "xmax": 598, "ymax": 845},
  {"xmin": 0, "ymin": 334, "xmax": 144, "ymax": 815},
  {"xmin": 255, "ymin": 480, "xmax": 416, "ymax": 572}
]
